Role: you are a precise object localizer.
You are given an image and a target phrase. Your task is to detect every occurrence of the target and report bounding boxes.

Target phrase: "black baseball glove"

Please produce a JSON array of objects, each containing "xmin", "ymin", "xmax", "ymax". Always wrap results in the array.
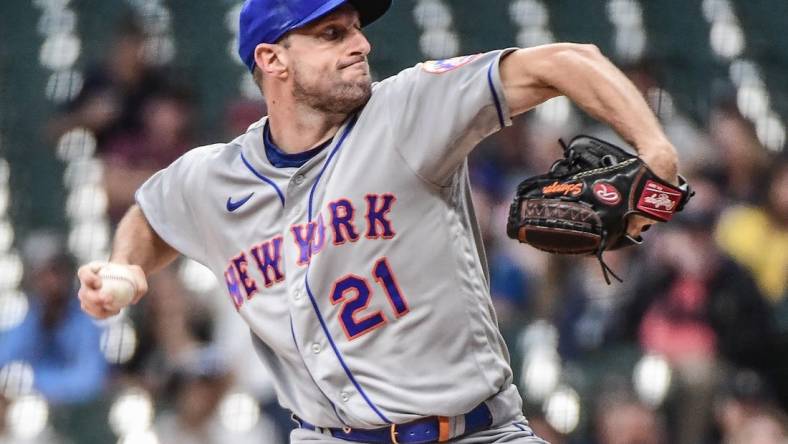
[{"xmin": 506, "ymin": 135, "xmax": 693, "ymax": 283}]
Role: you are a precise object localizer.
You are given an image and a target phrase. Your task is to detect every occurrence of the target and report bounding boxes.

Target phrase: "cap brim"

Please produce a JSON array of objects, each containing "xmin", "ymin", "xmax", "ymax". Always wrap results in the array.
[
  {"xmin": 293, "ymin": 0, "xmax": 391, "ymax": 33},
  {"xmin": 291, "ymin": 0, "xmax": 348, "ymax": 31},
  {"xmin": 350, "ymin": 0, "xmax": 392, "ymax": 27}
]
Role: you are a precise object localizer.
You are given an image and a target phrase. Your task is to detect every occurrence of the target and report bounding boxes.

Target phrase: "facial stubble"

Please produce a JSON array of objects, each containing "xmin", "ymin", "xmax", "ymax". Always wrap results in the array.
[{"xmin": 291, "ymin": 61, "xmax": 372, "ymax": 115}]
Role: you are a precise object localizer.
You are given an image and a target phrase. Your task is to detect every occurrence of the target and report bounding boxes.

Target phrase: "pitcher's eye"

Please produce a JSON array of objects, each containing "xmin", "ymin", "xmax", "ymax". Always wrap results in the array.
[{"xmin": 321, "ymin": 26, "xmax": 342, "ymax": 41}]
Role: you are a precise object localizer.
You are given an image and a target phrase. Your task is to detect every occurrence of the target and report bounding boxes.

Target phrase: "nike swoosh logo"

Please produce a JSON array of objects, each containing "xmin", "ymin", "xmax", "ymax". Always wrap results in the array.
[{"xmin": 226, "ymin": 193, "xmax": 255, "ymax": 212}]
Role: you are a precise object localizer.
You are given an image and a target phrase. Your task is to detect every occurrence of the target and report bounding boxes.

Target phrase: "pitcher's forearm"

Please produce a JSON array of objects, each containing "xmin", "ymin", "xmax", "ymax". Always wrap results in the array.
[
  {"xmin": 110, "ymin": 204, "xmax": 179, "ymax": 275},
  {"xmin": 500, "ymin": 44, "xmax": 678, "ymax": 182},
  {"xmin": 538, "ymin": 46, "xmax": 677, "ymax": 180}
]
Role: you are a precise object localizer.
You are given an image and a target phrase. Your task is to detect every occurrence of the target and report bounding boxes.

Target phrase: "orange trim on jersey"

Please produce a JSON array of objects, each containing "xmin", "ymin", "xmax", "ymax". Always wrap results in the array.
[
  {"xmin": 364, "ymin": 193, "xmax": 397, "ymax": 240},
  {"xmin": 328, "ymin": 198, "xmax": 360, "ymax": 245},
  {"xmin": 231, "ymin": 252, "xmax": 258, "ymax": 300},
  {"xmin": 373, "ymin": 257, "xmax": 410, "ymax": 318},
  {"xmin": 223, "ymin": 265, "xmax": 244, "ymax": 310},
  {"xmin": 309, "ymin": 213, "xmax": 327, "ymax": 257},
  {"xmin": 330, "ymin": 274, "xmax": 388, "ymax": 341},
  {"xmin": 250, "ymin": 236, "xmax": 285, "ymax": 288},
  {"xmin": 290, "ymin": 223, "xmax": 315, "ymax": 267}
]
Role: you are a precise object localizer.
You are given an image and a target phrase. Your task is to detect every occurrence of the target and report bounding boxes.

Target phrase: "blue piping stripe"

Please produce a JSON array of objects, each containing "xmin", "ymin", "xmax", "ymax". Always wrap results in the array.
[
  {"xmin": 303, "ymin": 277, "xmax": 392, "ymax": 423},
  {"xmin": 289, "ymin": 317, "xmax": 301, "ymax": 352},
  {"xmin": 301, "ymin": 115, "xmax": 392, "ymax": 424},
  {"xmin": 513, "ymin": 422, "xmax": 535, "ymax": 435},
  {"xmin": 487, "ymin": 61, "xmax": 505, "ymax": 129},
  {"xmin": 240, "ymin": 151, "xmax": 286, "ymax": 206},
  {"xmin": 290, "ymin": 316, "xmax": 349, "ymax": 427},
  {"xmin": 307, "ymin": 115, "xmax": 359, "ymax": 220}
]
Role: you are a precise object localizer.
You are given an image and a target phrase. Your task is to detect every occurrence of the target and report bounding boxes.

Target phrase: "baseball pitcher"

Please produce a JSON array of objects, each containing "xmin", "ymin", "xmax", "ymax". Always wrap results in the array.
[{"xmin": 78, "ymin": 0, "xmax": 687, "ymax": 442}]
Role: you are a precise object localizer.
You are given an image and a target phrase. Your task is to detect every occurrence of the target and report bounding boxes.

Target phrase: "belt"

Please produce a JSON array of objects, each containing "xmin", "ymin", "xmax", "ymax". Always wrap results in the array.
[{"xmin": 292, "ymin": 403, "xmax": 493, "ymax": 444}]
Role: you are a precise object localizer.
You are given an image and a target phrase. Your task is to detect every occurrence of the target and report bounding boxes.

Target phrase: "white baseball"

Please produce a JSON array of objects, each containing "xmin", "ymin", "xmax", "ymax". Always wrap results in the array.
[{"xmin": 98, "ymin": 264, "xmax": 138, "ymax": 310}]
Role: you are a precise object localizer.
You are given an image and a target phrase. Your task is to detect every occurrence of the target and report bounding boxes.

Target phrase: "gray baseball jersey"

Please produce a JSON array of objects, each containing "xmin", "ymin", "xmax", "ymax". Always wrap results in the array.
[{"xmin": 136, "ymin": 49, "xmax": 523, "ymax": 429}]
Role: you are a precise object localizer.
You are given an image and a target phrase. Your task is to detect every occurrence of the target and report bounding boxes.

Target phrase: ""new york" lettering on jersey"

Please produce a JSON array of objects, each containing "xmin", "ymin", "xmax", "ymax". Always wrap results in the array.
[{"xmin": 223, "ymin": 193, "xmax": 397, "ymax": 309}]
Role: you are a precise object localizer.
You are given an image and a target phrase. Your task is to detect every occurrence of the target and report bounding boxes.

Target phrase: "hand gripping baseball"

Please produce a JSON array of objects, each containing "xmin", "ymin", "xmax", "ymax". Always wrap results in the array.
[{"xmin": 77, "ymin": 261, "xmax": 148, "ymax": 319}]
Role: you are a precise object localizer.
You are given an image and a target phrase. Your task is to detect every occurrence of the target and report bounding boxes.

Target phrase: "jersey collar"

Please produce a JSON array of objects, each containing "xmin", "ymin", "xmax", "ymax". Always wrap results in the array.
[{"xmin": 264, "ymin": 121, "xmax": 332, "ymax": 169}]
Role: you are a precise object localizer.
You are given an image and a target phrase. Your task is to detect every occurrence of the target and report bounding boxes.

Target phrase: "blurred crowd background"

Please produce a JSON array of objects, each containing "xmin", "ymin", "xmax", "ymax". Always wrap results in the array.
[{"xmin": 0, "ymin": 0, "xmax": 786, "ymax": 443}]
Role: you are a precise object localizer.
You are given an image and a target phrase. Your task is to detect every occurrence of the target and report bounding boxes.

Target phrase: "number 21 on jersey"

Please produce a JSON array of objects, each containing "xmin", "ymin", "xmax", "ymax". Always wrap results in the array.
[{"xmin": 329, "ymin": 258, "xmax": 409, "ymax": 340}]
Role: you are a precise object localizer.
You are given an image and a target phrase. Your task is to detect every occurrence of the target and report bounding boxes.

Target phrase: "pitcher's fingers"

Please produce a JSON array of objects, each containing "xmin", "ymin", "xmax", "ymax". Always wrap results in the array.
[
  {"xmin": 626, "ymin": 214, "xmax": 655, "ymax": 238},
  {"xmin": 78, "ymin": 286, "xmax": 111, "ymax": 308},
  {"xmin": 80, "ymin": 299, "xmax": 119, "ymax": 320},
  {"xmin": 77, "ymin": 261, "xmax": 107, "ymax": 290},
  {"xmin": 129, "ymin": 265, "xmax": 148, "ymax": 304}
]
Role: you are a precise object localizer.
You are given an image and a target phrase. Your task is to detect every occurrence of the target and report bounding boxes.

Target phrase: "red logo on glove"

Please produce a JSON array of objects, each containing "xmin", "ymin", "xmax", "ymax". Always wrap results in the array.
[
  {"xmin": 636, "ymin": 180, "xmax": 681, "ymax": 221},
  {"xmin": 593, "ymin": 182, "xmax": 621, "ymax": 205}
]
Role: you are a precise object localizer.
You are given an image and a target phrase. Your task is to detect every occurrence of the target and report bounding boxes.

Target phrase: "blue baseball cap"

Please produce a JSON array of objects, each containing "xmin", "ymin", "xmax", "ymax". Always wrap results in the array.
[{"xmin": 238, "ymin": 0, "xmax": 392, "ymax": 72}]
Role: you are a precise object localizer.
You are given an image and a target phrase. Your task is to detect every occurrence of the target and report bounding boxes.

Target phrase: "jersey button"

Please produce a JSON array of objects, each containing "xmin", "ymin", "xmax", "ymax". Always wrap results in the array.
[
  {"xmin": 294, "ymin": 174, "xmax": 305, "ymax": 185},
  {"xmin": 311, "ymin": 343, "xmax": 321, "ymax": 354},
  {"xmin": 340, "ymin": 392, "xmax": 350, "ymax": 403}
]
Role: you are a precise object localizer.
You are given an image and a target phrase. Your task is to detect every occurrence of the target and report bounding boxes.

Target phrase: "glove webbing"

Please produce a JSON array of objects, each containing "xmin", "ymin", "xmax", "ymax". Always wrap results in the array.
[{"xmin": 557, "ymin": 139, "xmax": 625, "ymax": 284}]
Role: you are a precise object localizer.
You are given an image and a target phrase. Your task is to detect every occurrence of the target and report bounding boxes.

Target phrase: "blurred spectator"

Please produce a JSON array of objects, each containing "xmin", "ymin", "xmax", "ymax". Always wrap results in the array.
[
  {"xmin": 49, "ymin": 16, "xmax": 174, "ymax": 148},
  {"xmin": 224, "ymin": 99, "xmax": 266, "ymax": 139},
  {"xmin": 716, "ymin": 158, "xmax": 788, "ymax": 306},
  {"xmin": 470, "ymin": 117, "xmax": 534, "ymax": 190},
  {"xmin": 520, "ymin": 121, "xmax": 567, "ymax": 179},
  {"xmin": 47, "ymin": 15, "xmax": 192, "ymax": 224},
  {"xmin": 594, "ymin": 392, "xmax": 666, "ymax": 444},
  {"xmin": 102, "ymin": 90, "xmax": 195, "ymax": 222},
  {"xmin": 527, "ymin": 415, "xmax": 567, "ymax": 444},
  {"xmin": 727, "ymin": 410, "xmax": 788, "ymax": 444},
  {"xmin": 123, "ymin": 265, "xmax": 205, "ymax": 394},
  {"xmin": 154, "ymin": 347, "xmax": 283, "ymax": 444},
  {"xmin": 714, "ymin": 370, "xmax": 774, "ymax": 442},
  {"xmin": 471, "ymin": 186, "xmax": 535, "ymax": 328},
  {"xmin": 0, "ymin": 234, "xmax": 106, "ymax": 405},
  {"xmin": 554, "ymin": 250, "xmax": 637, "ymax": 360},
  {"xmin": 707, "ymin": 107, "xmax": 771, "ymax": 204},
  {"xmin": 614, "ymin": 175, "xmax": 775, "ymax": 444}
]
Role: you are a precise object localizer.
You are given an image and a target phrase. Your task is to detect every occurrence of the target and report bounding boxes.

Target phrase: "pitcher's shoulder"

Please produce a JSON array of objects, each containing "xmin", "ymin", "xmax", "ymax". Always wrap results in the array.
[
  {"xmin": 166, "ymin": 139, "xmax": 248, "ymax": 182},
  {"xmin": 181, "ymin": 142, "xmax": 234, "ymax": 163}
]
